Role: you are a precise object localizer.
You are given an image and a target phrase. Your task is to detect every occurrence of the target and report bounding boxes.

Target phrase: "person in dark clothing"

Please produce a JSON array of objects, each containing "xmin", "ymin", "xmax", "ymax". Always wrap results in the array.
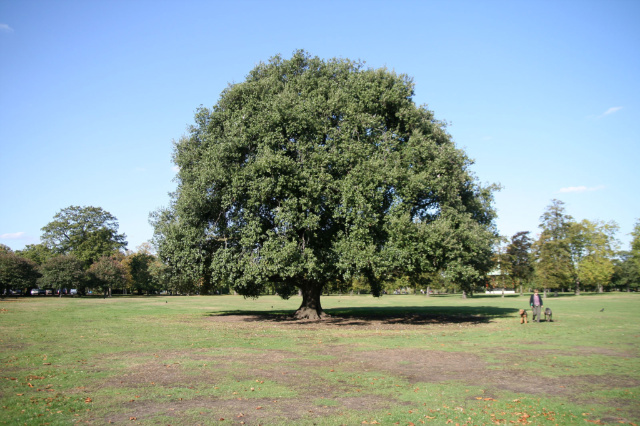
[{"xmin": 529, "ymin": 289, "xmax": 543, "ymax": 322}]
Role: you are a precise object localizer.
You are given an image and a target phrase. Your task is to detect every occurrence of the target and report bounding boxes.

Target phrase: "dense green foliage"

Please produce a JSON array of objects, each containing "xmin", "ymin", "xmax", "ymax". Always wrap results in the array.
[
  {"xmin": 572, "ymin": 219, "xmax": 619, "ymax": 292},
  {"xmin": 88, "ymin": 255, "xmax": 128, "ymax": 296},
  {"xmin": 502, "ymin": 231, "xmax": 534, "ymax": 293},
  {"xmin": 608, "ymin": 220, "xmax": 640, "ymax": 291},
  {"xmin": 534, "ymin": 200, "xmax": 574, "ymax": 292},
  {"xmin": 0, "ymin": 251, "xmax": 40, "ymax": 294},
  {"xmin": 153, "ymin": 51, "xmax": 498, "ymax": 318},
  {"xmin": 612, "ymin": 251, "xmax": 639, "ymax": 291},
  {"xmin": 3, "ymin": 209, "xmax": 167, "ymax": 296},
  {"xmin": 17, "ymin": 243, "xmax": 54, "ymax": 266},
  {"xmin": 41, "ymin": 205, "xmax": 127, "ymax": 267},
  {"xmin": 631, "ymin": 220, "xmax": 640, "ymax": 277},
  {"xmin": 122, "ymin": 250, "xmax": 157, "ymax": 294},
  {"xmin": 493, "ymin": 200, "xmax": 635, "ymax": 294},
  {"xmin": 38, "ymin": 254, "xmax": 86, "ymax": 294}
]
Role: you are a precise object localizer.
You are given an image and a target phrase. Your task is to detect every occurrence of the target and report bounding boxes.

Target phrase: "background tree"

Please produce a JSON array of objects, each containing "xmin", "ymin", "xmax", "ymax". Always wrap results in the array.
[
  {"xmin": 145, "ymin": 254, "xmax": 169, "ymax": 294},
  {"xmin": 534, "ymin": 200, "xmax": 575, "ymax": 295},
  {"xmin": 612, "ymin": 220, "xmax": 640, "ymax": 292},
  {"xmin": 0, "ymin": 252, "xmax": 41, "ymax": 295},
  {"xmin": 153, "ymin": 51, "xmax": 497, "ymax": 319},
  {"xmin": 17, "ymin": 243, "xmax": 54, "ymax": 266},
  {"xmin": 573, "ymin": 219, "xmax": 619, "ymax": 292},
  {"xmin": 488, "ymin": 236, "xmax": 510, "ymax": 294},
  {"xmin": 41, "ymin": 206, "xmax": 127, "ymax": 267},
  {"xmin": 631, "ymin": 219, "xmax": 640, "ymax": 279},
  {"xmin": 612, "ymin": 251, "xmax": 639, "ymax": 292},
  {"xmin": 504, "ymin": 231, "xmax": 534, "ymax": 295},
  {"xmin": 151, "ymin": 209, "xmax": 207, "ymax": 295},
  {"xmin": 123, "ymin": 244, "xmax": 158, "ymax": 295},
  {"xmin": 89, "ymin": 255, "xmax": 128, "ymax": 297},
  {"xmin": 39, "ymin": 255, "xmax": 86, "ymax": 295}
]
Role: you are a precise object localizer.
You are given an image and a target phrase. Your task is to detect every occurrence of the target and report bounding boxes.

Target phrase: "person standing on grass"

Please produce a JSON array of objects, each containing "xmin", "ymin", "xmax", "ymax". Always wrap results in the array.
[{"xmin": 529, "ymin": 289, "xmax": 543, "ymax": 322}]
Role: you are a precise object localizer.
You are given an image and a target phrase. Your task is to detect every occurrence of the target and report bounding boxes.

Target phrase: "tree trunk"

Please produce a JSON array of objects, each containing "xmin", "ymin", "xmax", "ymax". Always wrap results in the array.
[
  {"xmin": 575, "ymin": 281, "xmax": 581, "ymax": 296},
  {"xmin": 461, "ymin": 290, "xmax": 467, "ymax": 299},
  {"xmin": 426, "ymin": 286, "xmax": 430, "ymax": 297},
  {"xmin": 293, "ymin": 282, "xmax": 329, "ymax": 320}
]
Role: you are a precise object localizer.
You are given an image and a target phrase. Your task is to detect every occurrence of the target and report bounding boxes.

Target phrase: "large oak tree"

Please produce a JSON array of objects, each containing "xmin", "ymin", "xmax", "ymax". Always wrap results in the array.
[{"xmin": 153, "ymin": 51, "xmax": 497, "ymax": 319}]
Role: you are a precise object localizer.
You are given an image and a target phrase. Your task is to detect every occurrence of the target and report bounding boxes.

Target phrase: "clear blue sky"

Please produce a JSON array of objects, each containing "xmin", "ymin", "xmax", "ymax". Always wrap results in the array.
[{"xmin": 1, "ymin": 0, "xmax": 638, "ymax": 252}]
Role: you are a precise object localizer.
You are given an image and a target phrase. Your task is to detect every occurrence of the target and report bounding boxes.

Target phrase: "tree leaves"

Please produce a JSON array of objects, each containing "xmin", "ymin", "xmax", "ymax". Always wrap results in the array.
[
  {"xmin": 0, "ymin": 251, "xmax": 40, "ymax": 292},
  {"xmin": 41, "ymin": 206, "xmax": 127, "ymax": 267},
  {"xmin": 155, "ymin": 51, "xmax": 498, "ymax": 315}
]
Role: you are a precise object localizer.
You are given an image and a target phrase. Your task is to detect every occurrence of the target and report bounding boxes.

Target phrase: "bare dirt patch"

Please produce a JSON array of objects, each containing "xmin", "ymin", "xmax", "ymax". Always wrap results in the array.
[
  {"xmin": 87, "ymin": 313, "xmax": 639, "ymax": 424},
  {"xmin": 570, "ymin": 346, "xmax": 635, "ymax": 358},
  {"xmin": 103, "ymin": 394, "xmax": 404, "ymax": 425}
]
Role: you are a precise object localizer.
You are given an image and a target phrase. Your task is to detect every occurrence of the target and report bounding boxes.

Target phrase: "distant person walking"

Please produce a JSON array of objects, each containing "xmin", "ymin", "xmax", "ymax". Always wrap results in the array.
[{"xmin": 529, "ymin": 289, "xmax": 543, "ymax": 322}]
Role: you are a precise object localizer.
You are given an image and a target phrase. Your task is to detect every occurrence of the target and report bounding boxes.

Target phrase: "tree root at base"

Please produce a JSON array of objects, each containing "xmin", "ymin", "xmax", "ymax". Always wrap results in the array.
[{"xmin": 293, "ymin": 307, "xmax": 331, "ymax": 321}]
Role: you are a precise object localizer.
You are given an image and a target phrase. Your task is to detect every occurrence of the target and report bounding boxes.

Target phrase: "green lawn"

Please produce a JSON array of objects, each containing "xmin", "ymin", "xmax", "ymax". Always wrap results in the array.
[{"xmin": 1, "ymin": 292, "xmax": 638, "ymax": 425}]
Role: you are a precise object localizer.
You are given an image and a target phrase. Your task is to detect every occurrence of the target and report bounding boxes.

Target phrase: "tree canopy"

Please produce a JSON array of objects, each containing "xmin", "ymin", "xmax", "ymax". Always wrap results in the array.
[
  {"xmin": 39, "ymin": 254, "xmax": 86, "ymax": 294},
  {"xmin": 533, "ymin": 200, "xmax": 623, "ymax": 294},
  {"xmin": 17, "ymin": 243, "xmax": 54, "ymax": 266},
  {"xmin": 0, "ymin": 251, "xmax": 40, "ymax": 294},
  {"xmin": 41, "ymin": 206, "xmax": 127, "ymax": 267},
  {"xmin": 89, "ymin": 255, "xmax": 128, "ymax": 297},
  {"xmin": 153, "ymin": 51, "xmax": 497, "ymax": 319},
  {"xmin": 504, "ymin": 231, "xmax": 534, "ymax": 292},
  {"xmin": 534, "ymin": 199, "xmax": 574, "ymax": 292},
  {"xmin": 631, "ymin": 219, "xmax": 640, "ymax": 276},
  {"xmin": 572, "ymin": 219, "xmax": 619, "ymax": 293}
]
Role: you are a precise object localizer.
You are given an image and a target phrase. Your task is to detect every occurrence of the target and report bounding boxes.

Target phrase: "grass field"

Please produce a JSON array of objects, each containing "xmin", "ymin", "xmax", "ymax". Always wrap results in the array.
[{"xmin": 1, "ymin": 292, "xmax": 638, "ymax": 425}]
